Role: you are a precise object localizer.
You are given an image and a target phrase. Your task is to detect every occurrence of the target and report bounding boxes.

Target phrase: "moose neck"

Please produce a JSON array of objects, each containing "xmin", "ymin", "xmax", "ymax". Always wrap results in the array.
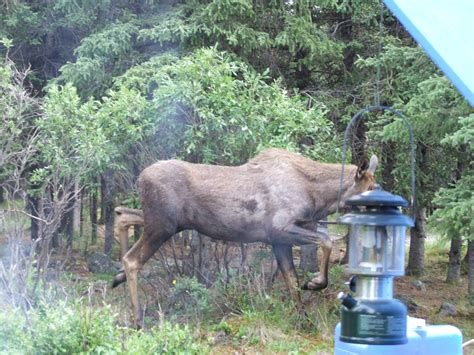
[{"xmin": 324, "ymin": 164, "xmax": 359, "ymax": 215}]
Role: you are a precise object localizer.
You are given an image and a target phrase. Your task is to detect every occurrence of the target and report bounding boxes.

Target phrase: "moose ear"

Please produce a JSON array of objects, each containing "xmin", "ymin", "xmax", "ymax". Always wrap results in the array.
[
  {"xmin": 367, "ymin": 155, "xmax": 378, "ymax": 174},
  {"xmin": 355, "ymin": 155, "xmax": 378, "ymax": 181},
  {"xmin": 355, "ymin": 159, "xmax": 369, "ymax": 181}
]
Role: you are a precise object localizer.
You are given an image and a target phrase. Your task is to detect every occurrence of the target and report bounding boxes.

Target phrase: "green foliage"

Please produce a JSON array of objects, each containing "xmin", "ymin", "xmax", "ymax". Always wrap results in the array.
[
  {"xmin": 51, "ymin": 0, "xmax": 113, "ymax": 29},
  {"xmin": 356, "ymin": 41, "xmax": 435, "ymax": 104},
  {"xmin": 169, "ymin": 276, "xmax": 212, "ymax": 321},
  {"xmin": 129, "ymin": 47, "xmax": 336, "ymax": 164},
  {"xmin": 37, "ymin": 83, "xmax": 152, "ymax": 182},
  {"xmin": 211, "ymin": 320, "xmax": 232, "ymax": 334},
  {"xmin": 358, "ymin": 42, "xmax": 473, "ymax": 207},
  {"xmin": 430, "ymin": 174, "xmax": 473, "ymax": 240},
  {"xmin": 0, "ymin": 307, "xmax": 25, "ymax": 354},
  {"xmin": 59, "ymin": 22, "xmax": 141, "ymax": 97},
  {"xmin": 0, "ymin": 303, "xmax": 120, "ymax": 353},
  {"xmin": 81, "ymin": 21, "xmax": 137, "ymax": 57},
  {"xmin": 0, "ymin": 302, "xmax": 209, "ymax": 354},
  {"xmin": 125, "ymin": 322, "xmax": 208, "ymax": 354},
  {"xmin": 113, "ymin": 53, "xmax": 179, "ymax": 94},
  {"xmin": 430, "ymin": 113, "xmax": 474, "ymax": 240},
  {"xmin": 138, "ymin": 1, "xmax": 272, "ymax": 54},
  {"xmin": 274, "ymin": 10, "xmax": 344, "ymax": 73},
  {"xmin": 137, "ymin": 0, "xmax": 349, "ymax": 88},
  {"xmin": 442, "ymin": 113, "xmax": 474, "ymax": 150},
  {"xmin": 0, "ymin": 3, "xmax": 41, "ymax": 46}
]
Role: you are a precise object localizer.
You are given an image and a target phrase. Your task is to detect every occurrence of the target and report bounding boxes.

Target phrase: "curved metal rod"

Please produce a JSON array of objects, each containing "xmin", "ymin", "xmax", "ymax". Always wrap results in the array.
[{"xmin": 336, "ymin": 105, "xmax": 416, "ymax": 219}]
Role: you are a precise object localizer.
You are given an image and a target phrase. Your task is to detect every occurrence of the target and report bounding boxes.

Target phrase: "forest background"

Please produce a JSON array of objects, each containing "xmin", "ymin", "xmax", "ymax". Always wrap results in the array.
[{"xmin": 0, "ymin": 0, "xmax": 473, "ymax": 353}]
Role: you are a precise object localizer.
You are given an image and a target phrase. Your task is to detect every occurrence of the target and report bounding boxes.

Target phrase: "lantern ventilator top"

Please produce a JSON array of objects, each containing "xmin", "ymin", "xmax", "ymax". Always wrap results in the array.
[{"xmin": 338, "ymin": 185, "xmax": 414, "ymax": 228}]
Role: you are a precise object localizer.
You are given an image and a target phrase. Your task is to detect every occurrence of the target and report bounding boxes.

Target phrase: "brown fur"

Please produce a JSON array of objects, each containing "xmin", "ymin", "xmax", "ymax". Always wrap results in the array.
[{"xmin": 112, "ymin": 148, "xmax": 378, "ymax": 328}]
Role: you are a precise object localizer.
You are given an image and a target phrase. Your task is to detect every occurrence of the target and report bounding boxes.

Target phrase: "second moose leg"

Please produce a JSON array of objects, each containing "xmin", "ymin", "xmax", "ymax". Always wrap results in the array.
[
  {"xmin": 272, "ymin": 224, "xmax": 333, "ymax": 291},
  {"xmin": 118, "ymin": 229, "xmax": 173, "ymax": 328},
  {"xmin": 272, "ymin": 244, "xmax": 303, "ymax": 308}
]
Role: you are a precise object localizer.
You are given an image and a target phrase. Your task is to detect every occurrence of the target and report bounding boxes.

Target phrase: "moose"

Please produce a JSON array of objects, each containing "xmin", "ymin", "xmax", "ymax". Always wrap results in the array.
[{"xmin": 112, "ymin": 148, "xmax": 378, "ymax": 328}]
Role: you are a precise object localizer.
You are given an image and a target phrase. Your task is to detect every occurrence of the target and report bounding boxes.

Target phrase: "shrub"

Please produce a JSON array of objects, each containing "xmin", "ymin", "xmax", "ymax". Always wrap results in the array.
[
  {"xmin": 168, "ymin": 276, "xmax": 212, "ymax": 322},
  {"xmin": 0, "ymin": 302, "xmax": 209, "ymax": 354}
]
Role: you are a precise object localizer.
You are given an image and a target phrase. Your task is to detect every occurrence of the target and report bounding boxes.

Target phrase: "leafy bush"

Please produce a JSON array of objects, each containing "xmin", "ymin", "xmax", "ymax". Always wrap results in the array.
[
  {"xmin": 115, "ymin": 47, "xmax": 337, "ymax": 164},
  {"xmin": 0, "ymin": 302, "xmax": 208, "ymax": 354},
  {"xmin": 168, "ymin": 277, "xmax": 212, "ymax": 322},
  {"xmin": 0, "ymin": 307, "xmax": 26, "ymax": 354},
  {"xmin": 0, "ymin": 303, "xmax": 119, "ymax": 354}
]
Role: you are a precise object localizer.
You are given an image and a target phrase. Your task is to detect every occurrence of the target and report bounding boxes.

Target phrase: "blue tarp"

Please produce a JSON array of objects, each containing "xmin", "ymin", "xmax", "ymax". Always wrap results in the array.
[{"xmin": 384, "ymin": 0, "xmax": 474, "ymax": 107}]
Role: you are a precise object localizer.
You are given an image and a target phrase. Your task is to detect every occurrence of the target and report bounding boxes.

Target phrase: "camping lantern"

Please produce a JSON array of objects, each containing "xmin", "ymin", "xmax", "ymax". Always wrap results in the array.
[
  {"xmin": 336, "ymin": 186, "xmax": 413, "ymax": 345},
  {"xmin": 333, "ymin": 105, "xmax": 463, "ymax": 354}
]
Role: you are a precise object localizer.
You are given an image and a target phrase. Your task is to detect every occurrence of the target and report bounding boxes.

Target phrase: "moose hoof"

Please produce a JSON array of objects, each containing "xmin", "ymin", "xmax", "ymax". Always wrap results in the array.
[
  {"xmin": 302, "ymin": 280, "xmax": 328, "ymax": 291},
  {"xmin": 133, "ymin": 311, "xmax": 145, "ymax": 330},
  {"xmin": 112, "ymin": 271, "xmax": 127, "ymax": 288}
]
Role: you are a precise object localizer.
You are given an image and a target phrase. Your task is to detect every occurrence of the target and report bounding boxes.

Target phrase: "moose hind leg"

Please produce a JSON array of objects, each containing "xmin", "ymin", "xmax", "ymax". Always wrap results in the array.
[
  {"xmin": 272, "ymin": 244, "xmax": 303, "ymax": 308},
  {"xmin": 302, "ymin": 237, "xmax": 332, "ymax": 291},
  {"xmin": 122, "ymin": 230, "xmax": 172, "ymax": 328},
  {"xmin": 273, "ymin": 224, "xmax": 332, "ymax": 291},
  {"xmin": 112, "ymin": 268, "xmax": 127, "ymax": 288}
]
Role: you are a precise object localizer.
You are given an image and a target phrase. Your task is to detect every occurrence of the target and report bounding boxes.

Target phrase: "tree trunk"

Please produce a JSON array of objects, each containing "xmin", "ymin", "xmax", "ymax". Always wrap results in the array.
[
  {"xmin": 103, "ymin": 169, "xmax": 115, "ymax": 255},
  {"xmin": 300, "ymin": 245, "xmax": 319, "ymax": 273},
  {"xmin": 90, "ymin": 185, "xmax": 98, "ymax": 245},
  {"xmin": 462, "ymin": 246, "xmax": 469, "ymax": 275},
  {"xmin": 467, "ymin": 239, "xmax": 474, "ymax": 304},
  {"xmin": 197, "ymin": 234, "xmax": 213, "ymax": 286},
  {"xmin": 381, "ymin": 141, "xmax": 396, "ymax": 192},
  {"xmin": 407, "ymin": 207, "xmax": 426, "ymax": 276},
  {"xmin": 28, "ymin": 193, "xmax": 39, "ymax": 241},
  {"xmin": 79, "ymin": 188, "xmax": 84, "ymax": 248},
  {"xmin": 351, "ymin": 120, "xmax": 367, "ymax": 166},
  {"xmin": 64, "ymin": 193, "xmax": 75, "ymax": 249},
  {"xmin": 300, "ymin": 221, "xmax": 326, "ymax": 273},
  {"xmin": 73, "ymin": 180, "xmax": 81, "ymax": 235},
  {"xmin": 48, "ymin": 187, "xmax": 59, "ymax": 249},
  {"xmin": 239, "ymin": 243, "xmax": 248, "ymax": 274},
  {"xmin": 446, "ymin": 234, "xmax": 463, "ymax": 284},
  {"xmin": 98, "ymin": 176, "xmax": 106, "ymax": 225}
]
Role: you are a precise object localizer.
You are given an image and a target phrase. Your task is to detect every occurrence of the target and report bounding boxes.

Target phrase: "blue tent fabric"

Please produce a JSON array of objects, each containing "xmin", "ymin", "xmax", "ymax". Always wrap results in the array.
[{"xmin": 383, "ymin": 0, "xmax": 474, "ymax": 107}]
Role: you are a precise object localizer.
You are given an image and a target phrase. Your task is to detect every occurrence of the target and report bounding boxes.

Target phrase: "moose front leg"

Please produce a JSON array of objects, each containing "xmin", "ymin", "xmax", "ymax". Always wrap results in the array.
[
  {"xmin": 271, "ymin": 244, "xmax": 303, "ymax": 309},
  {"xmin": 273, "ymin": 224, "xmax": 333, "ymax": 291}
]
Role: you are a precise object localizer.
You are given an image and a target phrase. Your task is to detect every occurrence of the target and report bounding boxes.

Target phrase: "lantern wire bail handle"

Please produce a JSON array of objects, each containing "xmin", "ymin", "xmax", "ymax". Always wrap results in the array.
[{"xmin": 336, "ymin": 105, "xmax": 416, "ymax": 219}]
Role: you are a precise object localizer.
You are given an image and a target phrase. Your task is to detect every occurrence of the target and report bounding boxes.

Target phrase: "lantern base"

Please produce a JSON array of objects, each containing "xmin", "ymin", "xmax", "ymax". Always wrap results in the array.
[
  {"xmin": 339, "ymin": 298, "xmax": 407, "ymax": 345},
  {"xmin": 335, "ymin": 317, "xmax": 463, "ymax": 355}
]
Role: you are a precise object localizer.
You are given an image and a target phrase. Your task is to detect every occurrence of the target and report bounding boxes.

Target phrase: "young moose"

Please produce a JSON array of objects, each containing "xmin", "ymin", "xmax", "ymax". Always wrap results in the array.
[{"xmin": 112, "ymin": 148, "xmax": 378, "ymax": 328}]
